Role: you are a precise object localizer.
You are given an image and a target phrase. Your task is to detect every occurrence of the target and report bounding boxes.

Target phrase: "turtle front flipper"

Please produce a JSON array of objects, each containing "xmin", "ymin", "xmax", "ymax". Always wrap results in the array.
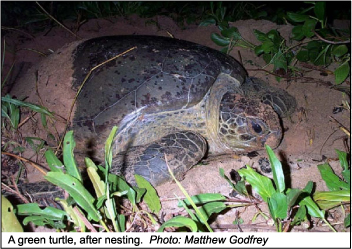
[{"xmin": 111, "ymin": 131, "xmax": 207, "ymax": 186}]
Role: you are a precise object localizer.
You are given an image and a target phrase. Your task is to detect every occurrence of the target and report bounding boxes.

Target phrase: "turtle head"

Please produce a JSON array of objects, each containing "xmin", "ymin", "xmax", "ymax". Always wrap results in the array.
[{"xmin": 218, "ymin": 92, "xmax": 282, "ymax": 153}]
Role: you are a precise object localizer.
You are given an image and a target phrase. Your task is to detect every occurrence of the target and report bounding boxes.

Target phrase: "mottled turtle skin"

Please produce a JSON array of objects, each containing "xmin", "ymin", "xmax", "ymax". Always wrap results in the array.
[{"xmin": 69, "ymin": 35, "xmax": 295, "ymax": 186}]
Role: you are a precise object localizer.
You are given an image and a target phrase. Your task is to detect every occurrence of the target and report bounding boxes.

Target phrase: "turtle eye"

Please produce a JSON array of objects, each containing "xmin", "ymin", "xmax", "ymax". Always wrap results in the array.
[{"xmin": 251, "ymin": 121, "xmax": 263, "ymax": 134}]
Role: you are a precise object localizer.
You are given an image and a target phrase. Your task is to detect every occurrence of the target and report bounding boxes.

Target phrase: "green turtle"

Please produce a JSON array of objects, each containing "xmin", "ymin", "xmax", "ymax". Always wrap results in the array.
[{"xmin": 69, "ymin": 35, "xmax": 296, "ymax": 186}]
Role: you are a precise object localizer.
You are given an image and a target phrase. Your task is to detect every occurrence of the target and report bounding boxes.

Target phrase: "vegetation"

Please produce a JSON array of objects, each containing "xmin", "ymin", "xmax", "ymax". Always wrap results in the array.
[{"xmin": 206, "ymin": 2, "xmax": 350, "ymax": 84}]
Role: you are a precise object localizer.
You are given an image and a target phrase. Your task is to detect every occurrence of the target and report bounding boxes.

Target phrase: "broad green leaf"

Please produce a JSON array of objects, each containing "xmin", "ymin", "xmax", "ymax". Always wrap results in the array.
[
  {"xmin": 40, "ymin": 113, "xmax": 48, "ymax": 129},
  {"xmin": 268, "ymin": 192, "xmax": 288, "ymax": 220},
  {"xmin": 135, "ymin": 174, "xmax": 161, "ymax": 213},
  {"xmin": 291, "ymin": 205, "xmax": 307, "ymax": 226},
  {"xmin": 10, "ymin": 105, "xmax": 20, "ymax": 129},
  {"xmin": 219, "ymin": 168, "xmax": 236, "ymax": 189},
  {"xmin": 238, "ymin": 165, "xmax": 276, "ymax": 202},
  {"xmin": 260, "ymin": 40, "xmax": 274, "ymax": 53},
  {"xmin": 17, "ymin": 203, "xmax": 67, "ymax": 220},
  {"xmin": 292, "ymin": 25, "xmax": 305, "ymax": 40},
  {"xmin": 199, "ymin": 18, "xmax": 216, "ymax": 27},
  {"xmin": 104, "ymin": 126, "xmax": 118, "ymax": 170},
  {"xmin": 178, "ymin": 193, "xmax": 226, "ymax": 207},
  {"xmin": 118, "ymin": 214, "xmax": 126, "ymax": 232},
  {"xmin": 286, "ymin": 188, "xmax": 303, "ymax": 209},
  {"xmin": 303, "ymin": 181, "xmax": 314, "ymax": 194},
  {"xmin": 299, "ymin": 196, "xmax": 325, "ymax": 219},
  {"xmin": 253, "ymin": 29, "xmax": 269, "ymax": 42},
  {"xmin": 86, "ymin": 158, "xmax": 106, "ymax": 197},
  {"xmin": 302, "ymin": 19, "xmax": 317, "ymax": 38},
  {"xmin": 2, "ymin": 196, "xmax": 23, "ymax": 232},
  {"xmin": 314, "ymin": 1, "xmax": 326, "ymax": 22},
  {"xmin": 317, "ymin": 163, "xmax": 349, "ymax": 191},
  {"xmin": 44, "ymin": 149, "xmax": 64, "ymax": 173},
  {"xmin": 63, "ymin": 131, "xmax": 82, "ymax": 182},
  {"xmin": 332, "ymin": 45, "xmax": 348, "ymax": 58},
  {"xmin": 335, "ymin": 149, "xmax": 349, "ymax": 171},
  {"xmin": 22, "ymin": 216, "xmax": 66, "ymax": 229},
  {"xmin": 234, "ymin": 180, "xmax": 249, "ymax": 197},
  {"xmin": 287, "ymin": 12, "xmax": 309, "ymax": 22},
  {"xmin": 211, "ymin": 33, "xmax": 230, "ymax": 47},
  {"xmin": 107, "ymin": 173, "xmax": 137, "ymax": 207},
  {"xmin": 335, "ymin": 61, "xmax": 350, "ymax": 85},
  {"xmin": 272, "ymin": 50, "xmax": 288, "ymax": 72},
  {"xmin": 157, "ymin": 216, "xmax": 198, "ymax": 232},
  {"xmin": 313, "ymin": 190, "xmax": 350, "ymax": 210},
  {"xmin": 254, "ymin": 45, "xmax": 264, "ymax": 56},
  {"xmin": 197, "ymin": 202, "xmax": 227, "ymax": 222},
  {"xmin": 1, "ymin": 95, "xmax": 53, "ymax": 117},
  {"xmin": 45, "ymin": 172, "xmax": 101, "ymax": 222},
  {"xmin": 221, "ymin": 27, "xmax": 241, "ymax": 40},
  {"xmin": 58, "ymin": 199, "xmax": 86, "ymax": 232},
  {"xmin": 296, "ymin": 49, "xmax": 309, "ymax": 61}
]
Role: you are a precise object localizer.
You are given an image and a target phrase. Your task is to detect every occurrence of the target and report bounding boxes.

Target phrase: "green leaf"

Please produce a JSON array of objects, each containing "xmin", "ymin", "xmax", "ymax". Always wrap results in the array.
[
  {"xmin": 253, "ymin": 29, "xmax": 269, "ymax": 42},
  {"xmin": 332, "ymin": 45, "xmax": 348, "ymax": 58},
  {"xmin": 265, "ymin": 145, "xmax": 285, "ymax": 192},
  {"xmin": 178, "ymin": 193, "xmax": 226, "ymax": 207},
  {"xmin": 63, "ymin": 131, "xmax": 82, "ymax": 182},
  {"xmin": 260, "ymin": 40, "xmax": 274, "ymax": 53},
  {"xmin": 135, "ymin": 174, "xmax": 161, "ymax": 213},
  {"xmin": 58, "ymin": 199, "xmax": 86, "ymax": 232},
  {"xmin": 104, "ymin": 126, "xmax": 118, "ymax": 170},
  {"xmin": 211, "ymin": 33, "xmax": 230, "ymax": 47},
  {"xmin": 44, "ymin": 149, "xmax": 64, "ymax": 173},
  {"xmin": 335, "ymin": 149, "xmax": 349, "ymax": 171},
  {"xmin": 314, "ymin": 1, "xmax": 326, "ymax": 22},
  {"xmin": 287, "ymin": 12, "xmax": 309, "ymax": 22},
  {"xmin": 22, "ymin": 216, "xmax": 66, "ymax": 229},
  {"xmin": 45, "ymin": 172, "xmax": 101, "ymax": 222},
  {"xmin": 238, "ymin": 165, "xmax": 276, "ymax": 202},
  {"xmin": 303, "ymin": 181, "xmax": 314, "ymax": 194},
  {"xmin": 313, "ymin": 190, "xmax": 350, "ymax": 210},
  {"xmin": 157, "ymin": 216, "xmax": 198, "ymax": 232},
  {"xmin": 86, "ymin": 158, "xmax": 106, "ymax": 198},
  {"xmin": 272, "ymin": 50, "xmax": 288, "ymax": 72},
  {"xmin": 291, "ymin": 205, "xmax": 307, "ymax": 226},
  {"xmin": 296, "ymin": 49, "xmax": 309, "ymax": 62},
  {"xmin": 40, "ymin": 113, "xmax": 48, "ymax": 129},
  {"xmin": 299, "ymin": 196, "xmax": 325, "ymax": 219},
  {"xmin": 221, "ymin": 27, "xmax": 241, "ymax": 40},
  {"xmin": 197, "ymin": 202, "xmax": 227, "ymax": 222},
  {"xmin": 1, "ymin": 95, "xmax": 53, "ymax": 117},
  {"xmin": 219, "ymin": 168, "xmax": 236, "ymax": 189},
  {"xmin": 292, "ymin": 25, "xmax": 305, "ymax": 40},
  {"xmin": 199, "ymin": 18, "xmax": 216, "ymax": 27},
  {"xmin": 17, "ymin": 203, "xmax": 67, "ymax": 220},
  {"xmin": 268, "ymin": 192, "xmax": 288, "ymax": 220},
  {"xmin": 302, "ymin": 19, "xmax": 317, "ymax": 38},
  {"xmin": 107, "ymin": 173, "xmax": 137, "ymax": 207},
  {"xmin": 286, "ymin": 188, "xmax": 303, "ymax": 209},
  {"xmin": 335, "ymin": 61, "xmax": 350, "ymax": 84},
  {"xmin": 2, "ymin": 196, "xmax": 23, "ymax": 232},
  {"xmin": 317, "ymin": 163, "xmax": 349, "ymax": 191}
]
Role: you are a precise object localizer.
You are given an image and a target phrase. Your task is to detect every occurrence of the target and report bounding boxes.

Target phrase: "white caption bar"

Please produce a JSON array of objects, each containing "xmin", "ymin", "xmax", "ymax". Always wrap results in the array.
[{"xmin": 2, "ymin": 232, "xmax": 350, "ymax": 248}]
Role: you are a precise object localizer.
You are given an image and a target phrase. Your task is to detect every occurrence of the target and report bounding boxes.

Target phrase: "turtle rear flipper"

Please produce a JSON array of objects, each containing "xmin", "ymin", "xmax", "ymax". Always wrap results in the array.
[{"xmin": 111, "ymin": 131, "xmax": 207, "ymax": 186}]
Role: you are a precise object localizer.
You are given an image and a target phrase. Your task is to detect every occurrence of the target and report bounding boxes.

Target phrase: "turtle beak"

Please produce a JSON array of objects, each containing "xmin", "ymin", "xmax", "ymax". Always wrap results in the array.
[{"xmin": 264, "ymin": 128, "xmax": 282, "ymax": 149}]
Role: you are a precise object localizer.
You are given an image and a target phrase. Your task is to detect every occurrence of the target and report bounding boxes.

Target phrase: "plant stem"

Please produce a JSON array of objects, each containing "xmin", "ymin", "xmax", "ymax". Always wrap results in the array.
[{"xmin": 323, "ymin": 218, "xmax": 337, "ymax": 232}]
